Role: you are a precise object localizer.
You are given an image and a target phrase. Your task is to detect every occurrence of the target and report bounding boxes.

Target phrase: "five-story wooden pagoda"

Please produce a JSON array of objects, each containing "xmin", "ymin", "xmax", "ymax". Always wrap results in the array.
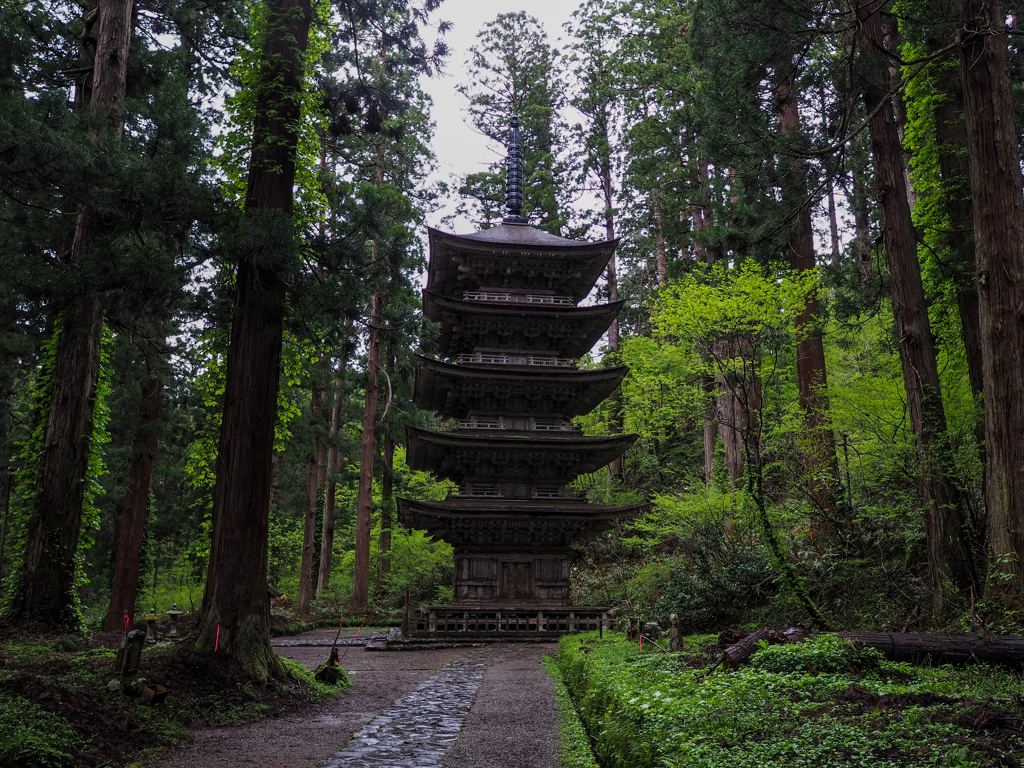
[{"xmin": 399, "ymin": 118, "xmax": 640, "ymax": 636}]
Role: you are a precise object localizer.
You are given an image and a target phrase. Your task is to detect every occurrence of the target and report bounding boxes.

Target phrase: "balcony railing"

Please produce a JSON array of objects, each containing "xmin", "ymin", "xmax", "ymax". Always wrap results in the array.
[
  {"xmin": 405, "ymin": 606, "xmax": 608, "ymax": 635},
  {"xmin": 455, "ymin": 483, "xmax": 575, "ymax": 499},
  {"xmin": 457, "ymin": 352, "xmax": 574, "ymax": 367},
  {"xmin": 456, "ymin": 416, "xmax": 574, "ymax": 431},
  {"xmin": 463, "ymin": 290, "xmax": 574, "ymax": 306}
]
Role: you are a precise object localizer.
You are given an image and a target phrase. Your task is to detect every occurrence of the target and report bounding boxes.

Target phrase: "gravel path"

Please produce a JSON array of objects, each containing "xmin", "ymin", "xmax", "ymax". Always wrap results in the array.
[{"xmin": 152, "ymin": 633, "xmax": 562, "ymax": 768}]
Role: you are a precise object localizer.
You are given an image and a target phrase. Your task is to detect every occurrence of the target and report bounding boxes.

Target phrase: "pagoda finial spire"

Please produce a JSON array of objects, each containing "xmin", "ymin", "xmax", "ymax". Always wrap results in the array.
[{"xmin": 503, "ymin": 116, "xmax": 527, "ymax": 224}]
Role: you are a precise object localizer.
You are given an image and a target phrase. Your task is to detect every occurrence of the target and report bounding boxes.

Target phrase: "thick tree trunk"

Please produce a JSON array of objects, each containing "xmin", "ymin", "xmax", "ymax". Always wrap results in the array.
[
  {"xmin": 855, "ymin": 1, "xmax": 978, "ymax": 611},
  {"xmin": 377, "ymin": 410, "xmax": 395, "ymax": 590},
  {"xmin": 6, "ymin": 0, "xmax": 133, "ymax": 631},
  {"xmin": 197, "ymin": 0, "xmax": 311, "ymax": 676},
  {"xmin": 852, "ymin": 163, "xmax": 875, "ymax": 290},
  {"xmin": 933, "ymin": 66, "xmax": 984, "ymax": 402},
  {"xmin": 352, "ymin": 293, "xmax": 382, "ymax": 610},
  {"xmin": 695, "ymin": 177, "xmax": 717, "ymax": 488},
  {"xmin": 717, "ymin": 347, "xmax": 746, "ymax": 488},
  {"xmin": 827, "ymin": 180, "xmax": 842, "ymax": 266},
  {"xmin": 774, "ymin": 57, "xmax": 841, "ymax": 529},
  {"xmin": 653, "ymin": 204, "xmax": 668, "ymax": 287},
  {"xmin": 959, "ymin": 0, "xmax": 1024, "ymax": 604},
  {"xmin": 102, "ymin": 376, "xmax": 161, "ymax": 632},
  {"xmin": 317, "ymin": 352, "xmax": 347, "ymax": 596},
  {"xmin": 604, "ymin": 194, "xmax": 624, "ymax": 480},
  {"xmin": 295, "ymin": 385, "xmax": 327, "ymax": 616}
]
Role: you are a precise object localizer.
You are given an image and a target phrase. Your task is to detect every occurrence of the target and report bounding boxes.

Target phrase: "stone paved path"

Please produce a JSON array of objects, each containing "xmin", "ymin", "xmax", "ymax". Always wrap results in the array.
[
  {"xmin": 154, "ymin": 634, "xmax": 559, "ymax": 768},
  {"xmin": 319, "ymin": 654, "xmax": 487, "ymax": 768}
]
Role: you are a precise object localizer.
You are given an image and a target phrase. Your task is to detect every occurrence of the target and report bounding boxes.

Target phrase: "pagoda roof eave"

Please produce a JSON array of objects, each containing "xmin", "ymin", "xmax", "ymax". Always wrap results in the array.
[
  {"xmin": 423, "ymin": 291, "xmax": 625, "ymax": 360},
  {"xmin": 405, "ymin": 426, "xmax": 637, "ymax": 483},
  {"xmin": 425, "ymin": 226, "xmax": 617, "ymax": 303},
  {"xmin": 413, "ymin": 355, "xmax": 628, "ymax": 417},
  {"xmin": 397, "ymin": 497, "xmax": 646, "ymax": 548}
]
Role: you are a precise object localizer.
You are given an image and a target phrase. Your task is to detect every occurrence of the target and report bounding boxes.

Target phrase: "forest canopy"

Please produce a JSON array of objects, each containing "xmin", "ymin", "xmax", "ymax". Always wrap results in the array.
[{"xmin": 3, "ymin": 0, "xmax": 1024, "ymax": 669}]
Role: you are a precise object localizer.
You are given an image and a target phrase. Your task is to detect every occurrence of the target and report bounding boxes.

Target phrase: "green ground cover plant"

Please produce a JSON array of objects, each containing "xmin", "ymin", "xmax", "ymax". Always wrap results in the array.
[
  {"xmin": 557, "ymin": 632, "xmax": 1024, "ymax": 768},
  {"xmin": 0, "ymin": 634, "xmax": 346, "ymax": 768},
  {"xmin": 543, "ymin": 655, "xmax": 601, "ymax": 768}
]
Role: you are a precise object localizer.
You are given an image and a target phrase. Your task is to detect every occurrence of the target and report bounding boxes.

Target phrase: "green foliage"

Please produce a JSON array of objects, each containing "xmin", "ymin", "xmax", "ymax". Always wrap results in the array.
[
  {"xmin": 558, "ymin": 633, "xmax": 1024, "ymax": 768},
  {"xmin": 215, "ymin": 0, "xmax": 331, "ymax": 223},
  {"xmin": 542, "ymin": 655, "xmax": 600, "ymax": 768},
  {"xmin": 3, "ymin": 322, "xmax": 113, "ymax": 621},
  {"xmin": 0, "ymin": 698, "xmax": 77, "ymax": 768}
]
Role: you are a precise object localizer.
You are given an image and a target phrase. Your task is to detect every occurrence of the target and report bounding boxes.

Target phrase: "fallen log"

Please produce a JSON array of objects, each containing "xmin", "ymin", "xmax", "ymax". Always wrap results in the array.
[
  {"xmin": 718, "ymin": 627, "xmax": 1024, "ymax": 668},
  {"xmin": 835, "ymin": 632, "xmax": 1024, "ymax": 666},
  {"xmin": 721, "ymin": 629, "xmax": 770, "ymax": 669},
  {"xmin": 721, "ymin": 626, "xmax": 807, "ymax": 668}
]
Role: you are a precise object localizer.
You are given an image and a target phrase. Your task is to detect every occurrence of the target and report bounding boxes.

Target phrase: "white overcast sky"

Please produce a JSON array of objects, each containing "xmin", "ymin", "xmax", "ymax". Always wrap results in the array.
[{"xmin": 420, "ymin": 0, "xmax": 584, "ymax": 232}]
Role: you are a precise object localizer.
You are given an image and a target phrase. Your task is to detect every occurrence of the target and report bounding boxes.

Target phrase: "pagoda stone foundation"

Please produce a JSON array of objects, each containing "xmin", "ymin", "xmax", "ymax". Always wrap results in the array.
[{"xmin": 398, "ymin": 119, "xmax": 640, "ymax": 639}]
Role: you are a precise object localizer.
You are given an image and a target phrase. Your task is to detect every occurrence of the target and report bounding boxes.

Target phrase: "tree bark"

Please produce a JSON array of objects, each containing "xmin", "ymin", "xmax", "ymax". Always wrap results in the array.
[
  {"xmin": 774, "ymin": 55, "xmax": 841, "ymax": 529},
  {"xmin": 653, "ymin": 203, "xmax": 668, "ymax": 287},
  {"xmin": 295, "ymin": 384, "xmax": 327, "ymax": 617},
  {"xmin": 6, "ymin": 0, "xmax": 133, "ymax": 631},
  {"xmin": 695, "ymin": 167, "xmax": 717, "ymax": 488},
  {"xmin": 197, "ymin": 0, "xmax": 311, "ymax": 676},
  {"xmin": 852, "ymin": 162, "xmax": 875, "ymax": 290},
  {"xmin": 377, "ymin": 400, "xmax": 395, "ymax": 590},
  {"xmin": 722, "ymin": 628, "xmax": 1024, "ymax": 665},
  {"xmin": 958, "ymin": 0, "xmax": 1024, "ymax": 604},
  {"xmin": 317, "ymin": 351, "xmax": 348, "ymax": 596},
  {"xmin": 352, "ymin": 292, "xmax": 382, "ymax": 610},
  {"xmin": 604, "ymin": 187, "xmax": 624, "ymax": 480},
  {"xmin": 102, "ymin": 376, "xmax": 161, "ymax": 632},
  {"xmin": 855, "ymin": 1, "xmax": 978, "ymax": 611}
]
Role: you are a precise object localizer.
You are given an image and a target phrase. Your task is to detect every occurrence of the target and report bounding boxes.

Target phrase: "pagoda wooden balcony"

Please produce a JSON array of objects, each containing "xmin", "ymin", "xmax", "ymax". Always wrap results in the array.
[
  {"xmin": 455, "ymin": 415, "xmax": 576, "ymax": 432},
  {"xmin": 405, "ymin": 604, "xmax": 608, "ymax": 637},
  {"xmin": 461, "ymin": 290, "xmax": 575, "ymax": 306},
  {"xmin": 455, "ymin": 482, "xmax": 577, "ymax": 499},
  {"xmin": 456, "ymin": 352, "xmax": 575, "ymax": 367}
]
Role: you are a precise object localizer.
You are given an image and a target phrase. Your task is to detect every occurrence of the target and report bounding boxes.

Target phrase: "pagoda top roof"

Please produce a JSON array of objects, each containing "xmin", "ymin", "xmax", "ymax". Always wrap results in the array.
[
  {"xmin": 426, "ymin": 226, "xmax": 617, "ymax": 303},
  {"xmin": 414, "ymin": 356, "xmax": 628, "ymax": 418},
  {"xmin": 456, "ymin": 222, "xmax": 591, "ymax": 248}
]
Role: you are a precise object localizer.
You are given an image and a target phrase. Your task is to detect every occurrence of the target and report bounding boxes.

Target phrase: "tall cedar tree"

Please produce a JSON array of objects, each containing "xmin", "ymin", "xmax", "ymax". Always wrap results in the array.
[
  {"xmin": 456, "ymin": 12, "xmax": 570, "ymax": 234},
  {"xmin": 854, "ymin": 0, "xmax": 977, "ymax": 610},
  {"xmin": 773, "ymin": 50, "xmax": 841, "ymax": 530},
  {"xmin": 958, "ymin": 0, "xmax": 1024, "ymax": 603},
  {"xmin": 197, "ymin": 0, "xmax": 311, "ymax": 674},
  {"xmin": 102, "ymin": 372, "xmax": 162, "ymax": 630},
  {"xmin": 6, "ymin": 0, "xmax": 134, "ymax": 630},
  {"xmin": 566, "ymin": 1, "xmax": 625, "ymax": 477}
]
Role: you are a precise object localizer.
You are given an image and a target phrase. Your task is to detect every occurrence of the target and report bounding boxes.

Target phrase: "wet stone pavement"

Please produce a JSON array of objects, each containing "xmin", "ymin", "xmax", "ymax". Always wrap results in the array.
[{"xmin": 318, "ymin": 654, "xmax": 487, "ymax": 768}]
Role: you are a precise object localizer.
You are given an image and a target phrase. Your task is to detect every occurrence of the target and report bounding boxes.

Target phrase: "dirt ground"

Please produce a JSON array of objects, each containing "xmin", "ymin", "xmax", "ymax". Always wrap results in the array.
[{"xmin": 152, "ymin": 636, "xmax": 561, "ymax": 768}]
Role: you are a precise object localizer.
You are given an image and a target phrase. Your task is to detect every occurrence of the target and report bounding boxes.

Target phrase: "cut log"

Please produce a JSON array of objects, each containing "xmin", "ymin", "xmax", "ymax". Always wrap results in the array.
[{"xmin": 722, "ymin": 628, "xmax": 770, "ymax": 669}]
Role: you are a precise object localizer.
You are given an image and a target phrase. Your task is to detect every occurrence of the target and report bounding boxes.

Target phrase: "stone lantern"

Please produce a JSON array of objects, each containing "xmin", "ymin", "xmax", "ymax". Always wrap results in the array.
[
  {"xmin": 144, "ymin": 609, "xmax": 161, "ymax": 644},
  {"xmin": 165, "ymin": 604, "xmax": 183, "ymax": 637}
]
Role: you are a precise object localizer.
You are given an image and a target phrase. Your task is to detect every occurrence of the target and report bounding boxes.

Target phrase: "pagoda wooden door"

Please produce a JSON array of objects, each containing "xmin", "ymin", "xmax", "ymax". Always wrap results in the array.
[{"xmin": 499, "ymin": 561, "xmax": 533, "ymax": 601}]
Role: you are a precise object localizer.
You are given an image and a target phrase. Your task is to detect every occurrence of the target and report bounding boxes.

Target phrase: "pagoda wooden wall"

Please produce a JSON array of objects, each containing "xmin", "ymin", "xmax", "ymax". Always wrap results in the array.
[{"xmin": 454, "ymin": 553, "xmax": 571, "ymax": 605}]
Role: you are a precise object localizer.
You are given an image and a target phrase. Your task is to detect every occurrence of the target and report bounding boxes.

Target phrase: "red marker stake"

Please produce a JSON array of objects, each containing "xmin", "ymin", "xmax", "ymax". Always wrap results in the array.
[
  {"xmin": 215, "ymin": 624, "xmax": 221, "ymax": 652},
  {"xmin": 124, "ymin": 614, "xmax": 129, "ymax": 636}
]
